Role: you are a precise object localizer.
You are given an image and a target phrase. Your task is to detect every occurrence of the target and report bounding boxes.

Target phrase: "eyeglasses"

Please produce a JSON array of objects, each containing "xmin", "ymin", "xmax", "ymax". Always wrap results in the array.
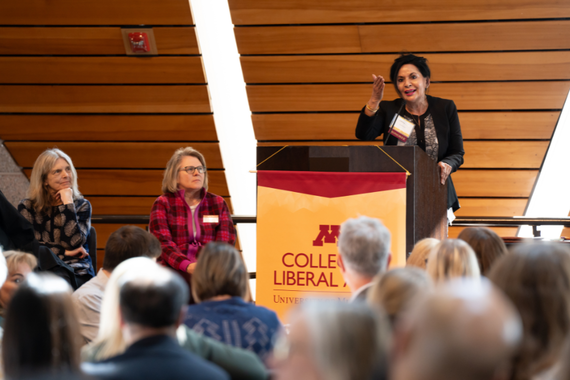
[{"xmin": 179, "ymin": 166, "xmax": 207, "ymax": 174}]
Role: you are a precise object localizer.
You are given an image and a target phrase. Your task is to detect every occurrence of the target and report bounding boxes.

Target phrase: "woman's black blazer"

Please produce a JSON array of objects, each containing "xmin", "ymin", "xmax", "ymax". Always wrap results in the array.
[{"xmin": 355, "ymin": 95, "xmax": 465, "ymax": 211}]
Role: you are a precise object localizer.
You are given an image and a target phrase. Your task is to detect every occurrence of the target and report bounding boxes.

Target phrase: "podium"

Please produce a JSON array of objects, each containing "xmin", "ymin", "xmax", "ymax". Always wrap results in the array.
[{"xmin": 257, "ymin": 145, "xmax": 447, "ymax": 255}]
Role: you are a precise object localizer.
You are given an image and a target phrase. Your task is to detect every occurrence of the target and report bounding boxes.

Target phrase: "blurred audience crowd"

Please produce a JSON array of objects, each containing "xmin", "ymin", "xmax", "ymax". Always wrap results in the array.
[
  {"xmin": 1, "ymin": 149, "xmax": 569, "ymax": 380},
  {"xmin": 1, "ymin": 213, "xmax": 569, "ymax": 380}
]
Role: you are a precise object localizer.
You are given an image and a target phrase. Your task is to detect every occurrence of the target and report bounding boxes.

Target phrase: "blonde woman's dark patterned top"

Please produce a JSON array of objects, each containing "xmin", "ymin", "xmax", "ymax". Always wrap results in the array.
[{"xmin": 18, "ymin": 198, "xmax": 94, "ymax": 277}]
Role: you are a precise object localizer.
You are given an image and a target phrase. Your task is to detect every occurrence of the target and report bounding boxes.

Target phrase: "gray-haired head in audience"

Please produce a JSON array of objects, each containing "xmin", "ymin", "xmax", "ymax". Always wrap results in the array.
[
  {"xmin": 391, "ymin": 278, "xmax": 522, "ymax": 380},
  {"xmin": 337, "ymin": 216, "xmax": 391, "ymax": 300},
  {"xmin": 272, "ymin": 301, "xmax": 389, "ymax": 380}
]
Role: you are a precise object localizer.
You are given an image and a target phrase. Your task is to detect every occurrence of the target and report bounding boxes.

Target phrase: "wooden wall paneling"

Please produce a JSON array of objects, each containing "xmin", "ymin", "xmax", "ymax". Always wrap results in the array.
[
  {"xmin": 22, "ymin": 170, "xmax": 229, "ymax": 197},
  {"xmin": 0, "ymin": 0, "xmax": 193, "ymax": 25},
  {"xmin": 235, "ymin": 21, "xmax": 570, "ymax": 55},
  {"xmin": 90, "ymin": 197, "xmax": 159, "ymax": 215},
  {"xmin": 452, "ymin": 170, "xmax": 538, "ymax": 198},
  {"xmin": 359, "ymin": 22, "xmax": 570, "ymax": 53},
  {"xmin": 0, "ymin": 115, "xmax": 217, "ymax": 142},
  {"xmin": 462, "ymin": 141, "xmax": 548, "ymax": 169},
  {"xmin": 89, "ymin": 196, "xmax": 233, "ymax": 215},
  {"xmin": 6, "ymin": 142, "xmax": 223, "ymax": 169},
  {"xmin": 256, "ymin": 141, "xmax": 546, "ymax": 169},
  {"xmin": 229, "ymin": 0, "xmax": 570, "ymax": 25},
  {"xmin": 235, "ymin": 26, "xmax": 362, "ymax": 55},
  {"xmin": 241, "ymin": 52, "xmax": 570, "ymax": 83},
  {"xmin": 0, "ymin": 85, "xmax": 211, "ymax": 113},
  {"xmin": 253, "ymin": 112, "xmax": 557, "ymax": 141},
  {"xmin": 448, "ymin": 226, "xmax": 519, "ymax": 238},
  {"xmin": 454, "ymin": 198, "xmax": 527, "ymax": 217},
  {"xmin": 0, "ymin": 57, "xmax": 205, "ymax": 84},
  {"xmin": 458, "ymin": 112, "xmax": 557, "ymax": 140},
  {"xmin": 0, "ymin": 27, "xmax": 199, "ymax": 55},
  {"xmin": 246, "ymin": 82, "xmax": 570, "ymax": 112}
]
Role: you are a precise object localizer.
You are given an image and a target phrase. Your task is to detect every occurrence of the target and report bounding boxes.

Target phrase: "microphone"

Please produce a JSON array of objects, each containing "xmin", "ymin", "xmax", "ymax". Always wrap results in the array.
[{"xmin": 384, "ymin": 102, "xmax": 405, "ymax": 145}]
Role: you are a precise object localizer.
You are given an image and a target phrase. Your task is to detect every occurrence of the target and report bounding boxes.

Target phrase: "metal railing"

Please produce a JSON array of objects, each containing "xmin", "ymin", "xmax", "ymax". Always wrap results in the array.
[
  {"xmin": 454, "ymin": 217, "xmax": 570, "ymax": 237},
  {"xmin": 91, "ymin": 215, "xmax": 570, "ymax": 279}
]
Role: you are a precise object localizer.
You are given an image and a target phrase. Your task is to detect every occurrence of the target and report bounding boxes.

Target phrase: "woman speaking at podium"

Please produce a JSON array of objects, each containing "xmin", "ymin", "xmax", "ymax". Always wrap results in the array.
[{"xmin": 355, "ymin": 54, "xmax": 464, "ymax": 212}]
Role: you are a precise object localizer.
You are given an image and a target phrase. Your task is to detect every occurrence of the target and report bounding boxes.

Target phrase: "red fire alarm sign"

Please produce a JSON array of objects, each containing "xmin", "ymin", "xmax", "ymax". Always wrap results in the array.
[
  {"xmin": 128, "ymin": 32, "xmax": 150, "ymax": 53},
  {"xmin": 121, "ymin": 28, "xmax": 158, "ymax": 55}
]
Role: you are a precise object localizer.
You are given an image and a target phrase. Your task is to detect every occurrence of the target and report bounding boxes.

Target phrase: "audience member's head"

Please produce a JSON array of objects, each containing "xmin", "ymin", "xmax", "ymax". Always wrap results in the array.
[
  {"xmin": 103, "ymin": 225, "xmax": 161, "ymax": 272},
  {"xmin": 407, "ymin": 238, "xmax": 439, "ymax": 269},
  {"xmin": 458, "ymin": 227, "xmax": 507, "ymax": 275},
  {"xmin": 162, "ymin": 146, "xmax": 209, "ymax": 193},
  {"xmin": 488, "ymin": 242, "xmax": 570, "ymax": 380},
  {"xmin": 337, "ymin": 216, "xmax": 391, "ymax": 296},
  {"xmin": 391, "ymin": 278, "xmax": 522, "ymax": 380},
  {"xmin": 2, "ymin": 273, "xmax": 82, "ymax": 379},
  {"xmin": 426, "ymin": 239, "xmax": 480, "ymax": 282},
  {"xmin": 273, "ymin": 301, "xmax": 389, "ymax": 380},
  {"xmin": 119, "ymin": 264, "xmax": 189, "ymax": 339},
  {"xmin": 367, "ymin": 267, "xmax": 432, "ymax": 327},
  {"xmin": 0, "ymin": 250, "xmax": 37, "ymax": 313},
  {"xmin": 28, "ymin": 148, "xmax": 82, "ymax": 213},
  {"xmin": 85, "ymin": 257, "xmax": 158, "ymax": 362},
  {"xmin": 191, "ymin": 242, "xmax": 248, "ymax": 303}
]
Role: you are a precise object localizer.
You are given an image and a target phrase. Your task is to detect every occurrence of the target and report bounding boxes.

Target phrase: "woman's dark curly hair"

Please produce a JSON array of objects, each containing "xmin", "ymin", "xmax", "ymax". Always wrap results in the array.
[{"xmin": 389, "ymin": 54, "xmax": 431, "ymax": 95}]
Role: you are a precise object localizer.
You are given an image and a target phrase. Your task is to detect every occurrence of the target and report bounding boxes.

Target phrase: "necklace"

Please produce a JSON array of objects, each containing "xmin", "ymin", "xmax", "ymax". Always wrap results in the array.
[{"xmin": 413, "ymin": 114, "xmax": 420, "ymax": 128}]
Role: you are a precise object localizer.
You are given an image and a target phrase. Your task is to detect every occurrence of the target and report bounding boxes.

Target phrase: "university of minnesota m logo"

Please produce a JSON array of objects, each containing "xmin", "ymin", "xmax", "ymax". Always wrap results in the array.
[{"xmin": 312, "ymin": 225, "xmax": 340, "ymax": 246}]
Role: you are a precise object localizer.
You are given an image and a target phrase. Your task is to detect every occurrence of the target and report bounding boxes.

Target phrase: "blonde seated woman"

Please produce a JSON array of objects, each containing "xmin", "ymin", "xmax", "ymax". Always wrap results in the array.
[
  {"xmin": 0, "ymin": 250, "xmax": 38, "ymax": 326},
  {"xmin": 426, "ymin": 239, "xmax": 480, "ymax": 282},
  {"xmin": 367, "ymin": 267, "xmax": 432, "ymax": 328},
  {"xmin": 18, "ymin": 148, "xmax": 94, "ymax": 289},
  {"xmin": 406, "ymin": 238, "xmax": 439, "ymax": 270},
  {"xmin": 82, "ymin": 257, "xmax": 268, "ymax": 380}
]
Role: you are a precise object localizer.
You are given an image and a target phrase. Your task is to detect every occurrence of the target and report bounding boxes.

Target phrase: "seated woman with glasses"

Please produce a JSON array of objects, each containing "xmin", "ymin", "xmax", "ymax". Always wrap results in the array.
[{"xmin": 150, "ymin": 147, "xmax": 236, "ymax": 301}]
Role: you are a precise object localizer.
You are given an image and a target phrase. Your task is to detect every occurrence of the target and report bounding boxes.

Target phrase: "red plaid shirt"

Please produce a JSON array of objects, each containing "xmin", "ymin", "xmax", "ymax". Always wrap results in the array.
[{"xmin": 150, "ymin": 188, "xmax": 236, "ymax": 272}]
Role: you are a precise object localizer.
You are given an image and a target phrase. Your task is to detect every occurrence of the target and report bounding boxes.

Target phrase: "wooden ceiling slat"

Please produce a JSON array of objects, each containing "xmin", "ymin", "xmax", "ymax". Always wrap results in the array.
[
  {"xmin": 0, "ymin": 115, "xmax": 217, "ymax": 142},
  {"xmin": 229, "ymin": 0, "xmax": 570, "ymax": 25},
  {"xmin": 90, "ymin": 197, "xmax": 158, "ymax": 215},
  {"xmin": 0, "ymin": 27, "xmax": 199, "ymax": 55},
  {"xmin": 22, "ymin": 169, "xmax": 229, "ymax": 197},
  {"xmin": 253, "ymin": 112, "xmax": 557, "ymax": 141},
  {"xmin": 242, "ymin": 52, "xmax": 570, "ymax": 83},
  {"xmin": 448, "ymin": 226, "xmax": 519, "ymax": 238},
  {"xmin": 462, "ymin": 141, "xmax": 548, "ymax": 169},
  {"xmin": 89, "ymin": 196, "xmax": 233, "ymax": 216},
  {"xmin": 235, "ymin": 21, "xmax": 570, "ymax": 55},
  {"xmin": 0, "ymin": 57, "xmax": 205, "ymax": 84},
  {"xmin": 0, "ymin": 85, "xmax": 211, "ymax": 113},
  {"xmin": 0, "ymin": 0, "xmax": 193, "ymax": 25},
  {"xmin": 6, "ymin": 142, "xmax": 223, "ymax": 169},
  {"xmin": 454, "ymin": 198, "xmax": 527, "ymax": 217},
  {"xmin": 453, "ymin": 170, "xmax": 538, "ymax": 198},
  {"xmin": 256, "ymin": 141, "xmax": 546, "ymax": 169},
  {"xmin": 246, "ymin": 82, "xmax": 570, "ymax": 112}
]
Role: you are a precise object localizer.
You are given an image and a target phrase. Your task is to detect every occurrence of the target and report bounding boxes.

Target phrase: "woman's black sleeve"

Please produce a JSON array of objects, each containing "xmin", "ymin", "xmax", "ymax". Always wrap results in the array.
[
  {"xmin": 355, "ymin": 106, "xmax": 386, "ymax": 141},
  {"xmin": 440, "ymin": 100, "xmax": 465, "ymax": 173}
]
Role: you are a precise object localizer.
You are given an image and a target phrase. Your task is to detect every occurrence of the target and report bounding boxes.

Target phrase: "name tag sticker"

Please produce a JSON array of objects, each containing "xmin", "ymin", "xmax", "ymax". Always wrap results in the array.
[
  {"xmin": 203, "ymin": 215, "xmax": 219, "ymax": 224},
  {"xmin": 390, "ymin": 115, "xmax": 415, "ymax": 142}
]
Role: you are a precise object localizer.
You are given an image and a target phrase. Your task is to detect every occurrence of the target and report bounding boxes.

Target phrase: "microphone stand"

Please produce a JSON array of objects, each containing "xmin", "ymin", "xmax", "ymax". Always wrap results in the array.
[{"xmin": 384, "ymin": 101, "xmax": 406, "ymax": 145}]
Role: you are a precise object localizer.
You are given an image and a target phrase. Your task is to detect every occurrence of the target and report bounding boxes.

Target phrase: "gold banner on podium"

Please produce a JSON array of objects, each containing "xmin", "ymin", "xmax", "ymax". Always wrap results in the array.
[{"xmin": 256, "ymin": 171, "xmax": 407, "ymax": 321}]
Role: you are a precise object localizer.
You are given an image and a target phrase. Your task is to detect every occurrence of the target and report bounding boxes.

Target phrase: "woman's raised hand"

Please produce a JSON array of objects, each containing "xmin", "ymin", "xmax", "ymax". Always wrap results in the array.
[
  {"xmin": 57, "ymin": 188, "xmax": 74, "ymax": 205},
  {"xmin": 365, "ymin": 74, "xmax": 385, "ymax": 116}
]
